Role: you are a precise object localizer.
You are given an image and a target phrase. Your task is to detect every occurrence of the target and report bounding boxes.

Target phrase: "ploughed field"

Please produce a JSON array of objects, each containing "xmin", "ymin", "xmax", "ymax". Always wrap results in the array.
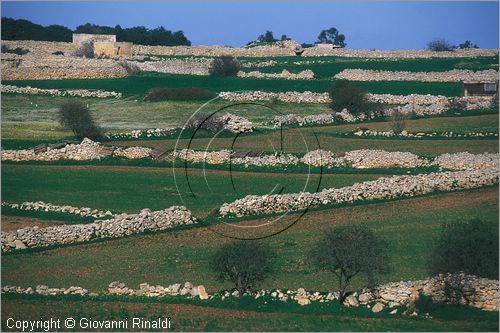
[{"xmin": 1, "ymin": 53, "xmax": 499, "ymax": 331}]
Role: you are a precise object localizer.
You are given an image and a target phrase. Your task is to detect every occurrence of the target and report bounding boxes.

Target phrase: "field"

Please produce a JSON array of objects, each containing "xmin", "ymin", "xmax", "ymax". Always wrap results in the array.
[{"xmin": 1, "ymin": 49, "xmax": 499, "ymax": 332}]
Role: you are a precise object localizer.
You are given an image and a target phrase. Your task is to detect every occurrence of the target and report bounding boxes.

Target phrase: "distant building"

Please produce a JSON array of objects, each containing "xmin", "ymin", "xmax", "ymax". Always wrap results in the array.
[
  {"xmin": 72, "ymin": 33, "xmax": 132, "ymax": 58},
  {"xmin": 93, "ymin": 41, "xmax": 132, "ymax": 58},
  {"xmin": 72, "ymin": 33, "xmax": 116, "ymax": 45},
  {"xmin": 462, "ymin": 81, "xmax": 498, "ymax": 96}
]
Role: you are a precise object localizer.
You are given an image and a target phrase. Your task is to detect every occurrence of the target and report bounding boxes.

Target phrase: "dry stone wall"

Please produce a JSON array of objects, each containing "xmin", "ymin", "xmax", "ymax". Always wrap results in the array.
[
  {"xmin": 219, "ymin": 167, "xmax": 499, "ymax": 217},
  {"xmin": 131, "ymin": 41, "xmax": 497, "ymax": 58},
  {"xmin": 335, "ymin": 69, "xmax": 499, "ymax": 82},
  {"xmin": 1, "ymin": 201, "xmax": 114, "ymax": 219},
  {"xmin": 1, "ymin": 84, "xmax": 121, "ymax": 98},
  {"xmin": 2, "ymin": 273, "xmax": 497, "ymax": 311},
  {"xmin": 2, "ymin": 55, "xmax": 128, "ymax": 80},
  {"xmin": 1, "ymin": 206, "xmax": 196, "ymax": 252}
]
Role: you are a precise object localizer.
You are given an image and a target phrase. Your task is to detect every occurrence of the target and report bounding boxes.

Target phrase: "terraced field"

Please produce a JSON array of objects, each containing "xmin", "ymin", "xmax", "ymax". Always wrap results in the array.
[{"xmin": 1, "ymin": 49, "xmax": 499, "ymax": 331}]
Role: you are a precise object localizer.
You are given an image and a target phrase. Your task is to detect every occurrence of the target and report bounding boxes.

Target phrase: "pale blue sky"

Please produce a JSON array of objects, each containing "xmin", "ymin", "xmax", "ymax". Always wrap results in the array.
[{"xmin": 2, "ymin": 1, "xmax": 499, "ymax": 49}]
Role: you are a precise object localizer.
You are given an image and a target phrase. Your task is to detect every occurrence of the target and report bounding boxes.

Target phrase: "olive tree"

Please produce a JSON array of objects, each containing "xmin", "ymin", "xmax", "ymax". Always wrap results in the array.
[
  {"xmin": 310, "ymin": 225, "xmax": 390, "ymax": 302},
  {"xmin": 428, "ymin": 219, "xmax": 498, "ymax": 280},
  {"xmin": 209, "ymin": 241, "xmax": 276, "ymax": 295},
  {"xmin": 58, "ymin": 100, "xmax": 103, "ymax": 140}
]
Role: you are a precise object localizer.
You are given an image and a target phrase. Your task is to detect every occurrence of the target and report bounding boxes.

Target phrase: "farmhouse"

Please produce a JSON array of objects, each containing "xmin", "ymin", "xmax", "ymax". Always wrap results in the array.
[
  {"xmin": 462, "ymin": 81, "xmax": 498, "ymax": 96},
  {"xmin": 72, "ymin": 33, "xmax": 132, "ymax": 57}
]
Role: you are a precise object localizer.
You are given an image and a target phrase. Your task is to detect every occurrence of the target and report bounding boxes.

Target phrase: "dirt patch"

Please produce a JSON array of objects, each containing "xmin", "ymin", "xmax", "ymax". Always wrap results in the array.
[{"xmin": 1, "ymin": 215, "xmax": 62, "ymax": 232}]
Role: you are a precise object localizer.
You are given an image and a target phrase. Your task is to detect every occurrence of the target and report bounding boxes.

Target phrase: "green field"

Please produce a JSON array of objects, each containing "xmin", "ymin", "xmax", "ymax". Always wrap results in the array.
[
  {"xmin": 3, "ymin": 72, "xmax": 464, "ymax": 97},
  {"xmin": 2, "ymin": 187, "xmax": 497, "ymax": 292},
  {"xmin": 2, "ymin": 52, "xmax": 499, "ymax": 331},
  {"xmin": 240, "ymin": 55, "xmax": 500, "ymax": 78},
  {"xmin": 2, "ymin": 294, "xmax": 498, "ymax": 331}
]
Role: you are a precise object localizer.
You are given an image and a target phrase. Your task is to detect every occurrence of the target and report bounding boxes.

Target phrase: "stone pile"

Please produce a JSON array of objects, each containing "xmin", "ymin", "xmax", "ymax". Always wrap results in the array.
[
  {"xmin": 1, "ymin": 138, "xmax": 113, "ymax": 162},
  {"xmin": 130, "ymin": 58, "xmax": 211, "ymax": 76},
  {"xmin": 351, "ymin": 129, "xmax": 498, "ymax": 139},
  {"xmin": 219, "ymin": 167, "xmax": 499, "ymax": 217},
  {"xmin": 367, "ymin": 273, "xmax": 499, "ymax": 311},
  {"xmin": 1, "ymin": 138, "xmax": 158, "ymax": 162},
  {"xmin": 241, "ymin": 60, "xmax": 279, "ymax": 68},
  {"xmin": 113, "ymin": 146, "xmax": 153, "ymax": 159},
  {"xmin": 343, "ymin": 149, "xmax": 428, "ymax": 169},
  {"xmin": 1, "ymin": 206, "xmax": 196, "ymax": 252},
  {"xmin": 1, "ymin": 201, "xmax": 114, "ymax": 219},
  {"xmin": 433, "ymin": 152, "xmax": 499, "ymax": 171},
  {"xmin": 232, "ymin": 153, "xmax": 300, "ymax": 167},
  {"xmin": 108, "ymin": 281, "xmax": 209, "ymax": 299},
  {"xmin": 265, "ymin": 114, "xmax": 335, "ymax": 127},
  {"xmin": 335, "ymin": 69, "xmax": 499, "ymax": 82},
  {"xmin": 1, "ymin": 84, "xmax": 121, "ymax": 98},
  {"xmin": 105, "ymin": 128, "xmax": 175, "ymax": 140},
  {"xmin": 237, "ymin": 69, "xmax": 315, "ymax": 80},
  {"xmin": 2, "ymin": 285, "xmax": 88, "ymax": 296},
  {"xmin": 218, "ymin": 113, "xmax": 254, "ymax": 133},
  {"xmin": 2, "ymin": 55, "xmax": 128, "ymax": 80},
  {"xmin": 219, "ymin": 91, "xmax": 330, "ymax": 103},
  {"xmin": 300, "ymin": 149, "xmax": 341, "ymax": 167}
]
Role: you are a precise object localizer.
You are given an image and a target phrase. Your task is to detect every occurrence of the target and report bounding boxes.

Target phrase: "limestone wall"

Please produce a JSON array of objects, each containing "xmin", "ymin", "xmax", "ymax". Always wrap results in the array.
[
  {"xmin": 335, "ymin": 69, "xmax": 499, "ymax": 82},
  {"xmin": 1, "ymin": 206, "xmax": 196, "ymax": 252},
  {"xmin": 219, "ymin": 167, "xmax": 499, "ymax": 217}
]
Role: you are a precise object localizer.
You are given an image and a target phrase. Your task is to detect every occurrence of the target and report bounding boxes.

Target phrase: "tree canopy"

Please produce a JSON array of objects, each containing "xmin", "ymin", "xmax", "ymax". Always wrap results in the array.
[
  {"xmin": 317, "ymin": 27, "xmax": 346, "ymax": 47},
  {"xmin": 1, "ymin": 17, "xmax": 191, "ymax": 46}
]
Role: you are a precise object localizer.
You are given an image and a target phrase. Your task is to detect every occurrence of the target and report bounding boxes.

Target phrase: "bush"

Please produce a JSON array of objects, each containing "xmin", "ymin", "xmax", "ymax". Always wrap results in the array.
[
  {"xmin": 52, "ymin": 51, "xmax": 64, "ymax": 56},
  {"xmin": 184, "ymin": 113, "xmax": 226, "ymax": 133},
  {"xmin": 427, "ymin": 219, "xmax": 499, "ymax": 279},
  {"xmin": 209, "ymin": 241, "xmax": 276, "ymax": 295},
  {"xmin": 458, "ymin": 40, "xmax": 479, "ymax": 49},
  {"xmin": 329, "ymin": 79, "xmax": 383, "ymax": 116},
  {"xmin": 310, "ymin": 225, "xmax": 389, "ymax": 302},
  {"xmin": 447, "ymin": 97, "xmax": 467, "ymax": 111},
  {"xmin": 145, "ymin": 87, "xmax": 216, "ymax": 102},
  {"xmin": 209, "ymin": 56, "xmax": 241, "ymax": 77},
  {"xmin": 73, "ymin": 41, "xmax": 94, "ymax": 58},
  {"xmin": 1, "ymin": 45, "xmax": 29, "ymax": 55},
  {"xmin": 390, "ymin": 110, "xmax": 407, "ymax": 135},
  {"xmin": 57, "ymin": 100, "xmax": 103, "ymax": 140},
  {"xmin": 490, "ymin": 91, "xmax": 499, "ymax": 110},
  {"xmin": 427, "ymin": 39, "xmax": 454, "ymax": 52},
  {"xmin": 118, "ymin": 60, "xmax": 140, "ymax": 75}
]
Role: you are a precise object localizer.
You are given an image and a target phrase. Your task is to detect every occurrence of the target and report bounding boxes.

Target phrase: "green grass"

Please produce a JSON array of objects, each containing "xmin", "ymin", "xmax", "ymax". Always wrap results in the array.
[
  {"xmin": 241, "ymin": 56, "xmax": 499, "ymax": 79},
  {"xmin": 2, "ymin": 293, "xmax": 498, "ymax": 331},
  {"xmin": 3, "ymin": 72, "xmax": 463, "ymax": 97},
  {"xmin": 0, "ymin": 164, "xmax": 382, "ymax": 216},
  {"xmin": 1, "ymin": 187, "xmax": 497, "ymax": 294},
  {"xmin": 1, "ymin": 206, "xmax": 95, "ymax": 224}
]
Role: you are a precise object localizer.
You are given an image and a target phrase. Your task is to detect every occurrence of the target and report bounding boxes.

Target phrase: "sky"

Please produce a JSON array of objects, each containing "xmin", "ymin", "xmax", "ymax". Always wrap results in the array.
[{"xmin": 1, "ymin": 1, "xmax": 499, "ymax": 50}]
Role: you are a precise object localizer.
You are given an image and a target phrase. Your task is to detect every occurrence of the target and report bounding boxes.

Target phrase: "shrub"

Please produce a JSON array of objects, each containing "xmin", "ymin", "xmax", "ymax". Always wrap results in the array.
[
  {"xmin": 57, "ymin": 100, "xmax": 103, "ymax": 140},
  {"xmin": 184, "ymin": 113, "xmax": 226, "ymax": 133},
  {"xmin": 329, "ymin": 79, "xmax": 383, "ymax": 116},
  {"xmin": 118, "ymin": 60, "xmax": 140, "ymax": 75},
  {"xmin": 1, "ymin": 45, "xmax": 29, "ymax": 55},
  {"xmin": 390, "ymin": 110, "xmax": 407, "ymax": 135},
  {"xmin": 447, "ymin": 97, "xmax": 467, "ymax": 111},
  {"xmin": 52, "ymin": 51, "xmax": 64, "ymax": 56},
  {"xmin": 209, "ymin": 56, "xmax": 240, "ymax": 77},
  {"xmin": 490, "ymin": 91, "xmax": 499, "ymax": 110},
  {"xmin": 145, "ymin": 87, "xmax": 215, "ymax": 102},
  {"xmin": 427, "ymin": 219, "xmax": 499, "ymax": 279},
  {"xmin": 458, "ymin": 40, "xmax": 479, "ymax": 49},
  {"xmin": 310, "ymin": 225, "xmax": 389, "ymax": 302},
  {"xmin": 427, "ymin": 39, "xmax": 454, "ymax": 52},
  {"xmin": 73, "ymin": 41, "xmax": 94, "ymax": 58},
  {"xmin": 209, "ymin": 241, "xmax": 276, "ymax": 295}
]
